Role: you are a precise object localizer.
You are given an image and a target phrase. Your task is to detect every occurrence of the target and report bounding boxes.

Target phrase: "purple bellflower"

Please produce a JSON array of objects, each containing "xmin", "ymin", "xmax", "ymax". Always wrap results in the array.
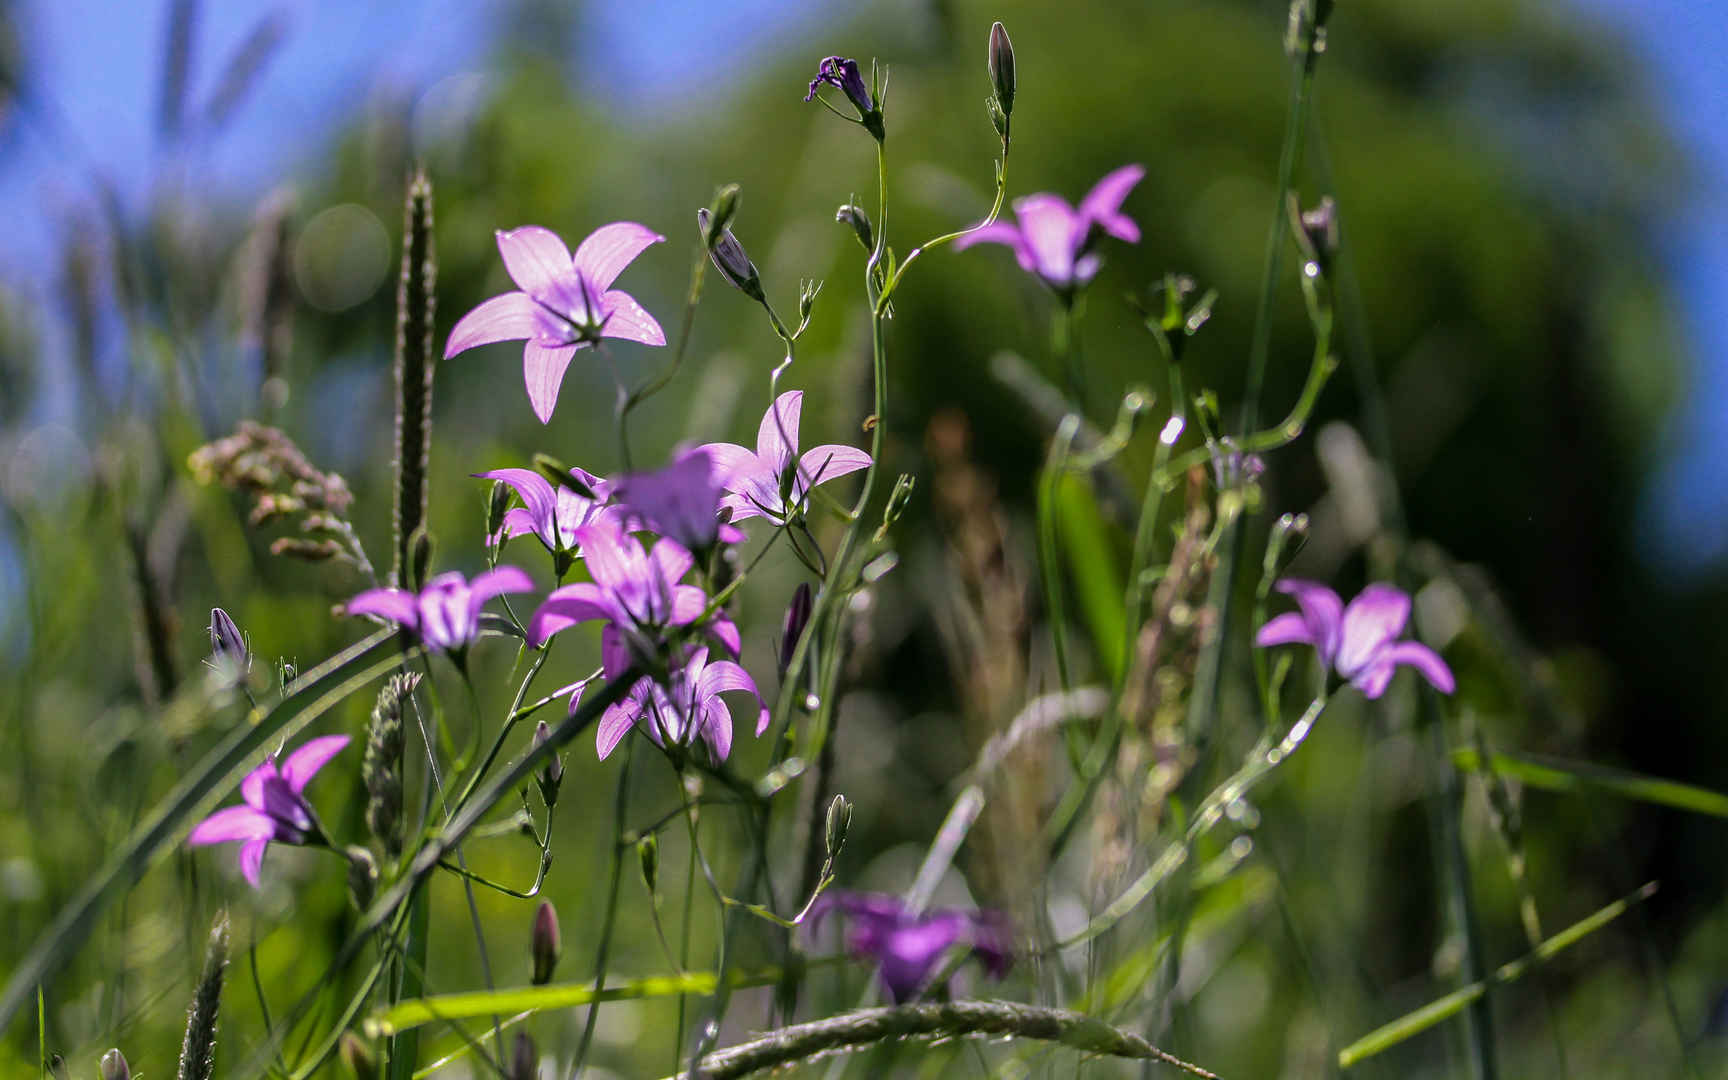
[
  {"xmin": 953, "ymin": 164, "xmax": 1145, "ymax": 298},
  {"xmin": 188, "ymin": 734, "xmax": 350, "ymax": 887},
  {"xmin": 805, "ymin": 56, "xmax": 873, "ymax": 114},
  {"xmin": 812, "ymin": 891, "xmax": 1013, "ymax": 1003},
  {"xmin": 698, "ymin": 391, "xmax": 872, "ymax": 526},
  {"xmin": 527, "ymin": 521, "xmax": 741, "ymax": 668},
  {"xmin": 591, "ymin": 645, "xmax": 767, "ymax": 762},
  {"xmin": 347, "ymin": 567, "xmax": 535, "ymax": 655},
  {"xmin": 612, "ymin": 446, "xmax": 745, "ymax": 551},
  {"xmin": 445, "ymin": 223, "xmax": 667, "ymax": 424},
  {"xmin": 1256, "ymin": 580, "xmax": 1455, "ymax": 699},
  {"xmin": 477, "ymin": 466, "xmax": 615, "ymax": 558}
]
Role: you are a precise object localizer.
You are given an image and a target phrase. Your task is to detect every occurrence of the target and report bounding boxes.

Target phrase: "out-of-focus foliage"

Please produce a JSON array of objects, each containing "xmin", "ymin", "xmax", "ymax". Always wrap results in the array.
[{"xmin": 3, "ymin": 0, "xmax": 1726, "ymax": 1076}]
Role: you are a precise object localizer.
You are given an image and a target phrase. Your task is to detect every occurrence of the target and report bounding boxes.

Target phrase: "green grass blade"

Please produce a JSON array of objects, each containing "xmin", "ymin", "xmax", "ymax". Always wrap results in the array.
[
  {"xmin": 0, "ymin": 627, "xmax": 401, "ymax": 1035},
  {"xmin": 1338, "ymin": 881, "xmax": 1658, "ymax": 1069},
  {"xmin": 1452, "ymin": 748, "xmax": 1728, "ymax": 818},
  {"xmin": 1054, "ymin": 471, "xmax": 1126, "ymax": 684}
]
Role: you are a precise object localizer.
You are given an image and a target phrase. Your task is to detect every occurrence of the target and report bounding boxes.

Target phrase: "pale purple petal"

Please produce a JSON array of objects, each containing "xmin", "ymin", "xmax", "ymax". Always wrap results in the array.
[
  {"xmin": 699, "ymin": 700, "xmax": 732, "ymax": 761},
  {"xmin": 756, "ymin": 391, "xmax": 804, "ymax": 475},
  {"xmin": 188, "ymin": 805, "xmax": 275, "ymax": 846},
  {"xmin": 649, "ymin": 536, "xmax": 695, "ymax": 587},
  {"xmin": 668, "ymin": 584, "xmax": 709, "ymax": 627},
  {"xmin": 600, "ymin": 624, "xmax": 632, "ymax": 677},
  {"xmin": 1078, "ymin": 164, "xmax": 1145, "ymax": 242},
  {"xmin": 598, "ymin": 290, "xmax": 667, "ymax": 347},
  {"xmin": 1011, "ymin": 194, "xmax": 1082, "ymax": 284},
  {"xmin": 496, "ymin": 226, "xmax": 574, "ymax": 297},
  {"xmin": 523, "ymin": 341, "xmax": 579, "ymax": 425},
  {"xmin": 708, "ymin": 612, "xmax": 742, "ymax": 658},
  {"xmin": 573, "ymin": 523, "xmax": 639, "ymax": 596},
  {"xmin": 1336, "ymin": 584, "xmax": 1411, "ymax": 679},
  {"xmin": 239, "ymin": 758, "xmax": 277, "ymax": 811},
  {"xmin": 527, "ymin": 584, "xmax": 613, "ymax": 647},
  {"xmin": 1275, "ymin": 579, "xmax": 1344, "ymax": 668},
  {"xmin": 465, "ymin": 565, "xmax": 536, "ymax": 627},
  {"xmin": 951, "ymin": 220, "xmax": 1029, "ymax": 256},
  {"xmin": 496, "ymin": 507, "xmax": 539, "ymax": 543},
  {"xmin": 797, "ymin": 445, "xmax": 872, "ymax": 490},
  {"xmin": 477, "ymin": 468, "xmax": 556, "ymax": 529},
  {"xmin": 1254, "ymin": 611, "xmax": 1318, "ymax": 649},
  {"xmin": 698, "ymin": 442, "xmax": 760, "ymax": 485},
  {"xmin": 1379, "ymin": 640, "xmax": 1455, "ymax": 695},
  {"xmin": 445, "ymin": 291, "xmax": 539, "ymax": 358},
  {"xmin": 281, "ymin": 734, "xmax": 351, "ymax": 794},
  {"xmin": 571, "ymin": 222, "xmax": 665, "ymax": 292},
  {"xmin": 239, "ymin": 837, "xmax": 270, "ymax": 888},
  {"xmin": 596, "ymin": 702, "xmax": 639, "ymax": 760},
  {"xmin": 695, "ymin": 658, "xmax": 760, "ymax": 700},
  {"xmin": 345, "ymin": 588, "xmax": 420, "ymax": 629}
]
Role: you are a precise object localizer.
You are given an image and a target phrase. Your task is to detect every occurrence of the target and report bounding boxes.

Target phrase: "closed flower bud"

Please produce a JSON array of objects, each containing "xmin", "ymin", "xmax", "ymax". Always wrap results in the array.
[
  {"xmin": 208, "ymin": 607, "xmax": 249, "ymax": 673},
  {"xmin": 875, "ymin": 473, "xmax": 916, "ymax": 541},
  {"xmin": 1297, "ymin": 195, "xmax": 1339, "ymax": 275},
  {"xmin": 509, "ymin": 1032, "xmax": 537, "ymax": 1080},
  {"xmin": 988, "ymin": 22, "xmax": 1015, "ymax": 116},
  {"xmin": 99, "ymin": 1049, "xmax": 131, "ymax": 1080},
  {"xmin": 533, "ymin": 720, "xmax": 562, "ymax": 807},
  {"xmin": 779, "ymin": 583, "xmax": 813, "ymax": 679},
  {"xmin": 697, "ymin": 208, "xmax": 764, "ymax": 302},
  {"xmin": 835, "ymin": 203, "xmax": 874, "ymax": 253},
  {"xmin": 705, "ymin": 184, "xmax": 741, "ymax": 245},
  {"xmin": 637, "ymin": 832, "xmax": 660, "ymax": 895},
  {"xmin": 339, "ymin": 1032, "xmax": 378, "ymax": 1080},
  {"xmin": 531, "ymin": 900, "xmax": 561, "ymax": 985},
  {"xmin": 486, "ymin": 479, "xmax": 511, "ymax": 540},
  {"xmin": 825, "ymin": 793, "xmax": 853, "ymax": 856}
]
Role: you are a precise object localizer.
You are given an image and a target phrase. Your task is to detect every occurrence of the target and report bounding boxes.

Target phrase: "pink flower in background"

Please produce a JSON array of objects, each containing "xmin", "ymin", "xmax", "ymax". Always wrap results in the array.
[
  {"xmin": 445, "ymin": 223, "xmax": 666, "ymax": 423},
  {"xmin": 811, "ymin": 891, "xmax": 1013, "ymax": 1002},
  {"xmin": 477, "ymin": 466, "xmax": 615, "ymax": 556},
  {"xmin": 954, "ymin": 164, "xmax": 1144, "ymax": 295},
  {"xmin": 698, "ymin": 391, "xmax": 872, "ymax": 526},
  {"xmin": 1255, "ymin": 580, "xmax": 1455, "ymax": 699},
  {"xmin": 346, "ymin": 567, "xmax": 535, "ymax": 654},
  {"xmin": 187, "ymin": 735, "xmax": 349, "ymax": 888}
]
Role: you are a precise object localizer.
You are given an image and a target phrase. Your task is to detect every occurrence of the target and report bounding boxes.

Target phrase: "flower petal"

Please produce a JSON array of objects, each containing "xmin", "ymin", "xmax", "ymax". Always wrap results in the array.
[
  {"xmin": 1254, "ymin": 611, "xmax": 1319, "ymax": 649},
  {"xmin": 1377, "ymin": 640, "xmax": 1455, "ymax": 695},
  {"xmin": 523, "ymin": 341, "xmax": 579, "ymax": 425},
  {"xmin": 1275, "ymin": 579, "xmax": 1344, "ymax": 668},
  {"xmin": 699, "ymin": 700, "xmax": 733, "ymax": 761},
  {"xmin": 951, "ymin": 220, "xmax": 1028, "ymax": 256},
  {"xmin": 572, "ymin": 222, "xmax": 665, "ymax": 292},
  {"xmin": 1078, "ymin": 164, "xmax": 1145, "ymax": 242},
  {"xmin": 477, "ymin": 468, "xmax": 556, "ymax": 531},
  {"xmin": 496, "ymin": 226, "xmax": 574, "ymax": 297},
  {"xmin": 282, "ymin": 734, "xmax": 351, "ymax": 794},
  {"xmin": 596, "ymin": 700, "xmax": 640, "ymax": 760},
  {"xmin": 526, "ymin": 584, "xmax": 613, "ymax": 647},
  {"xmin": 599, "ymin": 289, "xmax": 666, "ymax": 347},
  {"xmin": 698, "ymin": 659, "xmax": 767, "ymax": 736},
  {"xmin": 708, "ymin": 612, "xmax": 742, "ymax": 658},
  {"xmin": 1336, "ymin": 584, "xmax": 1411, "ymax": 679},
  {"xmin": 797, "ymin": 445, "xmax": 872, "ymax": 491},
  {"xmin": 188, "ymin": 805, "xmax": 275, "ymax": 846},
  {"xmin": 446, "ymin": 291, "xmax": 540, "ymax": 358},
  {"xmin": 650, "ymin": 536, "xmax": 695, "ymax": 587},
  {"xmin": 669, "ymin": 584, "xmax": 709, "ymax": 627},
  {"xmin": 240, "ymin": 757, "xmax": 278, "ymax": 810},
  {"xmin": 239, "ymin": 837, "xmax": 270, "ymax": 888},
  {"xmin": 345, "ymin": 587, "xmax": 420, "ymax": 629},
  {"xmin": 465, "ymin": 564, "xmax": 536, "ymax": 627},
  {"xmin": 757, "ymin": 391, "xmax": 804, "ymax": 475},
  {"xmin": 1011, "ymin": 194, "xmax": 1082, "ymax": 284}
]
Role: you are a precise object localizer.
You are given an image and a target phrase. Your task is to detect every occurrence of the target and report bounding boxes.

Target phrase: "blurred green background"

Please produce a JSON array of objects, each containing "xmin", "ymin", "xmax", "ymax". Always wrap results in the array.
[{"xmin": 3, "ymin": 0, "xmax": 1728, "ymax": 1075}]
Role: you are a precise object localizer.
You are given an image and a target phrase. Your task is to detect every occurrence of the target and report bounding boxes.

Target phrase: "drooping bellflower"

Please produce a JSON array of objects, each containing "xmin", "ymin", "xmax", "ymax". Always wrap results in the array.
[
  {"xmin": 953, "ymin": 164, "xmax": 1145, "ymax": 299},
  {"xmin": 1255, "ymin": 579, "xmax": 1455, "ymax": 699},
  {"xmin": 594, "ymin": 645, "xmax": 767, "ymax": 762},
  {"xmin": 476, "ymin": 466, "xmax": 615, "ymax": 558},
  {"xmin": 187, "ymin": 735, "xmax": 350, "ymax": 887},
  {"xmin": 811, "ymin": 891, "xmax": 1013, "ymax": 1002},
  {"xmin": 347, "ymin": 567, "xmax": 535, "ymax": 655},
  {"xmin": 804, "ymin": 56, "xmax": 882, "ymax": 140},
  {"xmin": 698, "ymin": 391, "xmax": 872, "ymax": 526},
  {"xmin": 445, "ymin": 223, "xmax": 667, "ymax": 423}
]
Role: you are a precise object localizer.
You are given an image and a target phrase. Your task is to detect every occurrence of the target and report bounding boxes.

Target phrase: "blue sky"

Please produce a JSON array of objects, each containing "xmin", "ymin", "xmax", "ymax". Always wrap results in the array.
[{"xmin": 2, "ymin": 0, "xmax": 1725, "ymax": 570}]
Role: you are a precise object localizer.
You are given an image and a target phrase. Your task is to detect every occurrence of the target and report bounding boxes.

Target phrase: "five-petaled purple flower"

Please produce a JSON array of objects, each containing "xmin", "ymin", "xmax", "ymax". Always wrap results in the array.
[
  {"xmin": 347, "ymin": 567, "xmax": 535, "ymax": 655},
  {"xmin": 1255, "ymin": 580, "xmax": 1455, "ymax": 699},
  {"xmin": 954, "ymin": 164, "xmax": 1145, "ymax": 297},
  {"xmin": 477, "ymin": 466, "xmax": 615, "ymax": 558},
  {"xmin": 613, "ymin": 446, "xmax": 746, "ymax": 551},
  {"xmin": 698, "ymin": 391, "xmax": 872, "ymax": 526},
  {"xmin": 527, "ymin": 521, "xmax": 740, "ymax": 667},
  {"xmin": 590, "ymin": 645, "xmax": 767, "ymax": 762},
  {"xmin": 811, "ymin": 891, "xmax": 1013, "ymax": 1003},
  {"xmin": 445, "ymin": 223, "xmax": 667, "ymax": 424},
  {"xmin": 187, "ymin": 735, "xmax": 350, "ymax": 888}
]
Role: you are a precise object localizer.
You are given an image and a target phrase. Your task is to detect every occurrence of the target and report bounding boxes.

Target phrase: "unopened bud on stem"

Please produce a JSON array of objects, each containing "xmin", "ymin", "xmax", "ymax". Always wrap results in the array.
[
  {"xmin": 697, "ymin": 208, "xmax": 765, "ymax": 302},
  {"xmin": 532, "ymin": 719, "xmax": 563, "ymax": 807},
  {"xmin": 531, "ymin": 900, "xmax": 561, "ymax": 985},
  {"xmin": 100, "ymin": 1049, "xmax": 131, "ymax": 1080},
  {"xmin": 836, "ymin": 203, "xmax": 874, "ymax": 253},
  {"xmin": 779, "ymin": 583, "xmax": 813, "ymax": 679},
  {"xmin": 988, "ymin": 22, "xmax": 1016, "ymax": 117}
]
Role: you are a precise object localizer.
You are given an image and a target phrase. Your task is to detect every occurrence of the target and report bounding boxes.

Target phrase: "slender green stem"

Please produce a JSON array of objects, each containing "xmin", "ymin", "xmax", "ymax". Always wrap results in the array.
[{"xmin": 572, "ymin": 740, "xmax": 634, "ymax": 1077}]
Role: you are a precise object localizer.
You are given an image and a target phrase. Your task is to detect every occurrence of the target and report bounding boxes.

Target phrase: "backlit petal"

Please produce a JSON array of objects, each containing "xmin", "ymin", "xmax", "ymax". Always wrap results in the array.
[
  {"xmin": 756, "ymin": 391, "xmax": 804, "ymax": 475},
  {"xmin": 282, "ymin": 734, "xmax": 351, "ymax": 794},
  {"xmin": 189, "ymin": 805, "xmax": 274, "ymax": 846},
  {"xmin": 496, "ymin": 226, "xmax": 574, "ymax": 297},
  {"xmin": 523, "ymin": 341, "xmax": 579, "ymax": 425},
  {"xmin": 445, "ymin": 292, "xmax": 539, "ymax": 357},
  {"xmin": 598, "ymin": 290, "xmax": 666, "ymax": 347},
  {"xmin": 1275, "ymin": 579, "xmax": 1344, "ymax": 668},
  {"xmin": 1336, "ymin": 584, "xmax": 1411, "ymax": 679},
  {"xmin": 345, "ymin": 587, "xmax": 420, "ymax": 629},
  {"xmin": 1078, "ymin": 163, "xmax": 1145, "ymax": 242},
  {"xmin": 466, "ymin": 565, "xmax": 536, "ymax": 628},
  {"xmin": 572, "ymin": 222, "xmax": 665, "ymax": 292},
  {"xmin": 239, "ymin": 837, "xmax": 270, "ymax": 888},
  {"xmin": 526, "ymin": 584, "xmax": 613, "ymax": 647},
  {"xmin": 1381, "ymin": 640, "xmax": 1455, "ymax": 695},
  {"xmin": 1254, "ymin": 611, "xmax": 1318, "ymax": 649},
  {"xmin": 1011, "ymin": 194, "xmax": 1081, "ymax": 284}
]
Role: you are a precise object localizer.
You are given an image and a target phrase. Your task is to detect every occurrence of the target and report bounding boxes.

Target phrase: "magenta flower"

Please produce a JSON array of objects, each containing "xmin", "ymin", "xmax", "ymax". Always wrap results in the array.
[
  {"xmin": 477, "ymin": 466, "xmax": 615, "ymax": 557},
  {"xmin": 1256, "ymin": 580, "xmax": 1455, "ymax": 699},
  {"xmin": 347, "ymin": 567, "xmax": 535, "ymax": 654},
  {"xmin": 613, "ymin": 446, "xmax": 745, "ymax": 551},
  {"xmin": 812, "ymin": 892, "xmax": 1013, "ymax": 1003},
  {"xmin": 698, "ymin": 391, "xmax": 872, "ymax": 526},
  {"xmin": 527, "ymin": 521, "xmax": 740, "ymax": 664},
  {"xmin": 592, "ymin": 645, "xmax": 767, "ymax": 762},
  {"xmin": 953, "ymin": 164, "xmax": 1144, "ymax": 296},
  {"xmin": 187, "ymin": 735, "xmax": 350, "ymax": 888},
  {"xmin": 445, "ymin": 223, "xmax": 667, "ymax": 424}
]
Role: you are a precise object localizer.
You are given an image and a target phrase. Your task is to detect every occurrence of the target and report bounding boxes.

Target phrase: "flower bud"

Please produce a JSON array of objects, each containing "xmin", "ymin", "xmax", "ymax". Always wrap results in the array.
[
  {"xmin": 209, "ymin": 608, "xmax": 249, "ymax": 673},
  {"xmin": 408, "ymin": 525, "xmax": 435, "ymax": 593},
  {"xmin": 778, "ymin": 583, "xmax": 813, "ymax": 679},
  {"xmin": 486, "ymin": 479, "xmax": 511, "ymax": 541},
  {"xmin": 798, "ymin": 278, "xmax": 823, "ymax": 326},
  {"xmin": 637, "ymin": 832, "xmax": 660, "ymax": 895},
  {"xmin": 533, "ymin": 719, "xmax": 562, "ymax": 807},
  {"xmin": 531, "ymin": 900, "xmax": 561, "ymax": 985},
  {"xmin": 339, "ymin": 1033, "xmax": 378, "ymax": 1080},
  {"xmin": 835, "ymin": 203, "xmax": 874, "ymax": 253},
  {"xmin": 697, "ymin": 208, "xmax": 765, "ymax": 302},
  {"xmin": 824, "ymin": 793, "xmax": 853, "ymax": 857},
  {"xmin": 1298, "ymin": 195, "xmax": 1339, "ymax": 275},
  {"xmin": 705, "ymin": 184, "xmax": 741, "ymax": 245},
  {"xmin": 988, "ymin": 22, "xmax": 1015, "ymax": 117},
  {"xmin": 100, "ymin": 1049, "xmax": 131, "ymax": 1080},
  {"xmin": 874, "ymin": 473, "xmax": 916, "ymax": 542},
  {"xmin": 509, "ymin": 1032, "xmax": 537, "ymax": 1080}
]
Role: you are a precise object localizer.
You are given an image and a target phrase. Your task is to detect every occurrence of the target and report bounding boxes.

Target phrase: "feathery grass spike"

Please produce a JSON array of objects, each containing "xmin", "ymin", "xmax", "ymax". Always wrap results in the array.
[
  {"xmin": 177, "ymin": 910, "xmax": 230, "ymax": 1080},
  {"xmin": 392, "ymin": 168, "xmax": 436, "ymax": 588}
]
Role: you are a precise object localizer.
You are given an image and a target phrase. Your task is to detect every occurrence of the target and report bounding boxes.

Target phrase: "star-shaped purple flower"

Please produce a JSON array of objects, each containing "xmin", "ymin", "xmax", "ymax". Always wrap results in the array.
[
  {"xmin": 612, "ymin": 446, "xmax": 745, "ymax": 552},
  {"xmin": 526, "ymin": 521, "xmax": 740, "ymax": 667},
  {"xmin": 446, "ymin": 223, "xmax": 667, "ymax": 424},
  {"xmin": 347, "ymin": 567, "xmax": 535, "ymax": 654},
  {"xmin": 1255, "ymin": 579, "xmax": 1456, "ymax": 699},
  {"xmin": 590, "ymin": 644, "xmax": 767, "ymax": 762},
  {"xmin": 697, "ymin": 391, "xmax": 872, "ymax": 526},
  {"xmin": 477, "ymin": 466, "xmax": 615, "ymax": 556},
  {"xmin": 953, "ymin": 164, "xmax": 1144, "ymax": 295},
  {"xmin": 187, "ymin": 735, "xmax": 349, "ymax": 888},
  {"xmin": 811, "ymin": 891, "xmax": 1013, "ymax": 1003}
]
